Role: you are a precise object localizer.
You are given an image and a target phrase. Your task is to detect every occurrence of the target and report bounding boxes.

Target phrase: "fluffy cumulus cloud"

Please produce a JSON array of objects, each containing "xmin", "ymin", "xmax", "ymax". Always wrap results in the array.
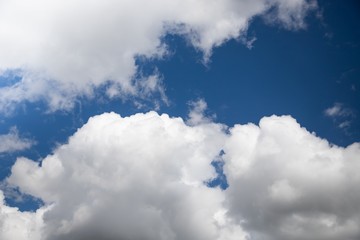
[
  {"xmin": 0, "ymin": 0, "xmax": 317, "ymax": 112},
  {"xmin": 0, "ymin": 127, "xmax": 34, "ymax": 154},
  {"xmin": 6, "ymin": 111, "xmax": 247, "ymax": 240},
  {"xmin": 223, "ymin": 116, "xmax": 360, "ymax": 240},
  {"xmin": 0, "ymin": 191, "xmax": 45, "ymax": 240},
  {"xmin": 1, "ymin": 111, "xmax": 359, "ymax": 240}
]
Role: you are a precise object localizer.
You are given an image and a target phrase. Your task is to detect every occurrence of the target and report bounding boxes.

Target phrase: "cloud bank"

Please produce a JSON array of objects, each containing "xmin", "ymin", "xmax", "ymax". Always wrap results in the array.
[
  {"xmin": 0, "ymin": 0, "xmax": 317, "ymax": 112},
  {"xmin": 1, "ymin": 111, "xmax": 359, "ymax": 240}
]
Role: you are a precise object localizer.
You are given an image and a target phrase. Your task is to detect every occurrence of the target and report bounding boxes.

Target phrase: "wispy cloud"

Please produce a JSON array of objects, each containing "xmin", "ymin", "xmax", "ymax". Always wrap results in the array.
[
  {"xmin": 324, "ymin": 103, "xmax": 356, "ymax": 130},
  {"xmin": 324, "ymin": 103, "xmax": 352, "ymax": 117},
  {"xmin": 0, "ymin": 127, "xmax": 35, "ymax": 154},
  {"xmin": 187, "ymin": 98, "xmax": 215, "ymax": 125}
]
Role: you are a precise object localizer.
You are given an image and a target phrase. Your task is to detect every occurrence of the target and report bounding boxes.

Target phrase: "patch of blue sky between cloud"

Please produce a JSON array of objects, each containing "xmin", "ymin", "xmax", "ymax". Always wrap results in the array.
[
  {"xmin": 0, "ymin": 181, "xmax": 44, "ymax": 212},
  {"xmin": 0, "ymin": 0, "xmax": 318, "ymax": 114},
  {"xmin": 0, "ymin": 70, "xmax": 23, "ymax": 88}
]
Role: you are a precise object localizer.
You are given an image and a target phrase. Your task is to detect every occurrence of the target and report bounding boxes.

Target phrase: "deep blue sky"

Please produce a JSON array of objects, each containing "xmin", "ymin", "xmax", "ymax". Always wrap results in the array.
[
  {"xmin": 0, "ymin": 0, "xmax": 359, "ymax": 210},
  {"xmin": 158, "ymin": 0, "xmax": 360, "ymax": 147}
]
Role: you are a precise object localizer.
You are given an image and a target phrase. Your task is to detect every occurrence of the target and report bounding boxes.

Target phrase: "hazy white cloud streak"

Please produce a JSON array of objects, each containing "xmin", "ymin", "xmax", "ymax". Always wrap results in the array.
[{"xmin": 0, "ymin": 127, "xmax": 34, "ymax": 153}]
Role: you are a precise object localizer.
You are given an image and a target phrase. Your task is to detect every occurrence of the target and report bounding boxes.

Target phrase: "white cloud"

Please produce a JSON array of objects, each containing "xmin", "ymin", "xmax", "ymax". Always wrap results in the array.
[
  {"xmin": 0, "ymin": 127, "xmax": 34, "ymax": 154},
  {"xmin": 263, "ymin": 0, "xmax": 318, "ymax": 29},
  {"xmin": 0, "ymin": 0, "xmax": 317, "ymax": 112},
  {"xmin": 223, "ymin": 115, "xmax": 360, "ymax": 240},
  {"xmin": 324, "ymin": 103, "xmax": 352, "ymax": 117},
  {"xmin": 324, "ymin": 103, "xmax": 356, "ymax": 130},
  {"xmin": 187, "ymin": 98, "xmax": 212, "ymax": 125},
  {"xmin": 0, "ymin": 190, "xmax": 45, "ymax": 240},
  {"xmin": 1, "ymin": 111, "xmax": 359, "ymax": 240},
  {"xmin": 7, "ymin": 111, "xmax": 243, "ymax": 240}
]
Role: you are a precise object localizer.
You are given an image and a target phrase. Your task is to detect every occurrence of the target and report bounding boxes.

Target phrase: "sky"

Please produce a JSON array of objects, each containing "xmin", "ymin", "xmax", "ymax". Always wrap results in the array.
[{"xmin": 0, "ymin": 0, "xmax": 359, "ymax": 240}]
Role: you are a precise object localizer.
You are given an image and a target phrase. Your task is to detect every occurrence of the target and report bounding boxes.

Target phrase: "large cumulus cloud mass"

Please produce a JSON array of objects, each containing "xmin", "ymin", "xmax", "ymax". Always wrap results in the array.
[
  {"xmin": 1, "ymin": 111, "xmax": 359, "ymax": 240},
  {"xmin": 0, "ymin": 0, "xmax": 317, "ymax": 111}
]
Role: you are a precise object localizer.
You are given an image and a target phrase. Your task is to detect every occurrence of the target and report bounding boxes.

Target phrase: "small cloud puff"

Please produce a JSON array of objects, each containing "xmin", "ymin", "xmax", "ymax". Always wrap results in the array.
[
  {"xmin": 324, "ymin": 103, "xmax": 356, "ymax": 130},
  {"xmin": 325, "ymin": 103, "xmax": 353, "ymax": 118}
]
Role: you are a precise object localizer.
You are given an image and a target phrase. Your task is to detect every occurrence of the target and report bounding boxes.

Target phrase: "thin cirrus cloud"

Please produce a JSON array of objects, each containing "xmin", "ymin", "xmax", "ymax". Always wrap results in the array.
[
  {"xmin": 2, "ymin": 107, "xmax": 359, "ymax": 240},
  {"xmin": 0, "ymin": 0, "xmax": 317, "ymax": 112}
]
